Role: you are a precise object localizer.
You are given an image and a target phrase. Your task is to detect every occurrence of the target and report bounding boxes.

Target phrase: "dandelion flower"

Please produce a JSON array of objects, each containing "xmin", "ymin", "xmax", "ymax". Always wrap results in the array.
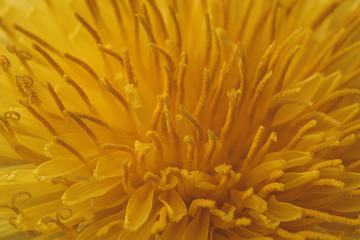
[{"xmin": 2, "ymin": 0, "xmax": 360, "ymax": 239}]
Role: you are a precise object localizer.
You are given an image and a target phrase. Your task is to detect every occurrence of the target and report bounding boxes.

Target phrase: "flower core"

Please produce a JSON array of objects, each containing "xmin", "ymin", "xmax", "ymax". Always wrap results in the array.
[{"xmin": 1, "ymin": 0, "xmax": 360, "ymax": 239}]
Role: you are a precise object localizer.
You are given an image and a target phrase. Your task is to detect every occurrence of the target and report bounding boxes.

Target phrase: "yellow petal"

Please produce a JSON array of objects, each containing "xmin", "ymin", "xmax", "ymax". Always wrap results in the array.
[
  {"xmin": 35, "ymin": 157, "xmax": 90, "ymax": 182},
  {"xmin": 124, "ymin": 182, "xmax": 154, "ymax": 231},
  {"xmin": 265, "ymin": 195, "xmax": 302, "ymax": 222},
  {"xmin": 158, "ymin": 189, "xmax": 187, "ymax": 222},
  {"xmin": 180, "ymin": 209, "xmax": 210, "ymax": 240},
  {"xmin": 94, "ymin": 152, "xmax": 129, "ymax": 180},
  {"xmin": 161, "ymin": 217, "xmax": 188, "ymax": 240},
  {"xmin": 61, "ymin": 177, "xmax": 121, "ymax": 205}
]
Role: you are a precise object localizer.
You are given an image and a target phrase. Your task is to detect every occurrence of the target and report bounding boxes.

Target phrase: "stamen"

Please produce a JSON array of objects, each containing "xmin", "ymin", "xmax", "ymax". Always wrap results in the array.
[
  {"xmin": 347, "ymin": 159, "xmax": 360, "ymax": 171},
  {"xmin": 63, "ymin": 52, "xmax": 99, "ymax": 83},
  {"xmin": 74, "ymin": 13, "xmax": 102, "ymax": 44},
  {"xmin": 100, "ymin": 143, "xmax": 136, "ymax": 159},
  {"xmin": 211, "ymin": 63, "xmax": 229, "ymax": 113},
  {"xmin": 15, "ymin": 75, "xmax": 39, "ymax": 105},
  {"xmin": 310, "ymin": 0, "xmax": 341, "ymax": 29},
  {"xmin": 32, "ymin": 44, "xmax": 64, "ymax": 76},
  {"xmin": 150, "ymin": 95, "xmax": 164, "ymax": 130},
  {"xmin": 110, "ymin": 0, "xmax": 123, "ymax": 26},
  {"xmin": 275, "ymin": 45, "xmax": 300, "ymax": 91},
  {"xmin": 301, "ymin": 208, "xmax": 360, "ymax": 226},
  {"xmin": 64, "ymin": 75, "xmax": 92, "ymax": 109},
  {"xmin": 310, "ymin": 139, "xmax": 339, "ymax": 155},
  {"xmin": 98, "ymin": 45, "xmax": 124, "ymax": 67},
  {"xmin": 339, "ymin": 122, "xmax": 360, "ymax": 141},
  {"xmin": 122, "ymin": 161, "xmax": 135, "ymax": 194},
  {"xmin": 204, "ymin": 12, "xmax": 212, "ymax": 66},
  {"xmin": 309, "ymin": 159, "xmax": 342, "ymax": 171},
  {"xmin": 176, "ymin": 52, "xmax": 188, "ymax": 108},
  {"xmin": 101, "ymin": 77, "xmax": 129, "ymax": 111},
  {"xmin": 146, "ymin": 130, "xmax": 162, "ymax": 151},
  {"xmin": 179, "ymin": 105, "xmax": 204, "ymax": 142},
  {"xmin": 163, "ymin": 106, "xmax": 179, "ymax": 146},
  {"xmin": 257, "ymin": 182, "xmax": 284, "ymax": 199},
  {"xmin": 123, "ymin": 48, "xmax": 137, "ymax": 86},
  {"xmin": 310, "ymin": 89, "xmax": 360, "ymax": 110},
  {"xmin": 210, "ymin": 31, "xmax": 221, "ymax": 79},
  {"xmin": 168, "ymin": 4, "xmax": 181, "ymax": 51},
  {"xmin": 142, "ymin": 4, "xmax": 151, "ymax": 30},
  {"xmin": 302, "ymin": 29, "xmax": 344, "ymax": 78},
  {"xmin": 237, "ymin": 46, "xmax": 246, "ymax": 97},
  {"xmin": 252, "ymin": 132, "xmax": 277, "ymax": 167},
  {"xmin": 248, "ymin": 71, "xmax": 272, "ymax": 119},
  {"xmin": 85, "ymin": 0, "xmax": 101, "ymax": 25},
  {"xmin": 149, "ymin": 43, "xmax": 175, "ymax": 73},
  {"xmin": 203, "ymin": 130, "xmax": 217, "ymax": 164},
  {"xmin": 307, "ymin": 178, "xmax": 344, "ymax": 189},
  {"xmin": 241, "ymin": 125, "xmax": 265, "ymax": 172},
  {"xmin": 45, "ymin": 82, "xmax": 65, "ymax": 114},
  {"xmin": 13, "ymin": 24, "xmax": 60, "ymax": 54},
  {"xmin": 0, "ymin": 55, "xmax": 10, "ymax": 72},
  {"xmin": 194, "ymin": 68, "xmax": 210, "ymax": 118},
  {"xmin": 162, "ymin": 65, "xmax": 172, "ymax": 98},
  {"xmin": 11, "ymin": 191, "xmax": 31, "ymax": 214},
  {"xmin": 184, "ymin": 135, "xmax": 196, "ymax": 169},
  {"xmin": 63, "ymin": 110, "xmax": 99, "ymax": 146},
  {"xmin": 268, "ymin": 99, "xmax": 313, "ymax": 116},
  {"xmin": 340, "ymin": 67, "xmax": 360, "ymax": 88},
  {"xmin": 20, "ymin": 101, "xmax": 58, "ymax": 136},
  {"xmin": 137, "ymin": 14, "xmax": 156, "ymax": 43},
  {"xmin": 321, "ymin": 41, "xmax": 360, "ymax": 71},
  {"xmin": 53, "ymin": 136, "xmax": 93, "ymax": 171},
  {"xmin": 252, "ymin": 43, "xmax": 274, "ymax": 93},
  {"xmin": 275, "ymin": 228, "xmax": 305, "ymax": 240},
  {"xmin": 284, "ymin": 120, "xmax": 317, "ymax": 150},
  {"xmin": 291, "ymin": 111, "xmax": 340, "ymax": 128},
  {"xmin": 269, "ymin": 27, "xmax": 303, "ymax": 70},
  {"xmin": 220, "ymin": 89, "xmax": 241, "ymax": 142},
  {"xmin": 146, "ymin": 0, "xmax": 168, "ymax": 39},
  {"xmin": 236, "ymin": 0, "xmax": 253, "ymax": 40},
  {"xmin": 75, "ymin": 112, "xmax": 109, "ymax": 128},
  {"xmin": 297, "ymin": 231, "xmax": 341, "ymax": 240}
]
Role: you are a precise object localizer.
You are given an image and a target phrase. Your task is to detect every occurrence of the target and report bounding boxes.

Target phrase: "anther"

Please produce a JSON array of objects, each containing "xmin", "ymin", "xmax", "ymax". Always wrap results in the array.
[
  {"xmin": 257, "ymin": 182, "xmax": 284, "ymax": 199},
  {"xmin": 162, "ymin": 65, "xmax": 172, "ymax": 99},
  {"xmin": 301, "ymin": 208, "xmax": 360, "ymax": 226},
  {"xmin": 204, "ymin": 130, "xmax": 217, "ymax": 164},
  {"xmin": 248, "ymin": 71, "xmax": 272, "ymax": 119},
  {"xmin": 275, "ymin": 45, "xmax": 300, "ymax": 91},
  {"xmin": 75, "ymin": 112, "xmax": 109, "ymax": 128},
  {"xmin": 307, "ymin": 178, "xmax": 344, "ymax": 190},
  {"xmin": 204, "ymin": 11, "xmax": 212, "ymax": 66},
  {"xmin": 310, "ymin": 89, "xmax": 360, "ymax": 111},
  {"xmin": 210, "ymin": 31, "xmax": 221, "ymax": 79},
  {"xmin": 137, "ymin": 14, "xmax": 156, "ymax": 43},
  {"xmin": 291, "ymin": 111, "xmax": 340, "ymax": 128},
  {"xmin": 309, "ymin": 159, "xmax": 342, "ymax": 171},
  {"xmin": 163, "ymin": 106, "xmax": 179, "ymax": 147},
  {"xmin": 184, "ymin": 135, "xmax": 196, "ymax": 169},
  {"xmin": 74, "ymin": 13, "xmax": 102, "ymax": 44},
  {"xmin": 64, "ymin": 75, "xmax": 92, "ymax": 109}
]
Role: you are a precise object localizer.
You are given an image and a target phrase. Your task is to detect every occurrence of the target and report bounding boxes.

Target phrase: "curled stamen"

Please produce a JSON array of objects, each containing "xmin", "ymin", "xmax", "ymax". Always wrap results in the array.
[
  {"xmin": 16, "ymin": 75, "xmax": 33, "ymax": 87},
  {"xmin": 0, "ymin": 55, "xmax": 10, "ymax": 71},
  {"xmin": 11, "ymin": 191, "xmax": 32, "ymax": 214},
  {"xmin": 56, "ymin": 207, "xmax": 73, "ymax": 221},
  {"xmin": 4, "ymin": 111, "xmax": 21, "ymax": 122}
]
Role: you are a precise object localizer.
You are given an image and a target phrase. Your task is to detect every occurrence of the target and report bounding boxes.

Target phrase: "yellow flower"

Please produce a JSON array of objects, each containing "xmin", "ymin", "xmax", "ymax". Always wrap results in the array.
[{"xmin": 1, "ymin": 0, "xmax": 360, "ymax": 239}]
